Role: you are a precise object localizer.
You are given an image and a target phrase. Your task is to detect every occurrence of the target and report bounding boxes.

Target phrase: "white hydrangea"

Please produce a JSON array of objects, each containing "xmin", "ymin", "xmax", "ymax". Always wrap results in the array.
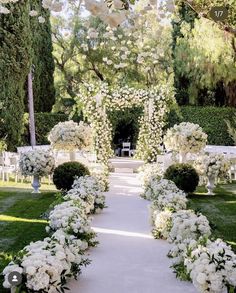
[
  {"xmin": 185, "ymin": 239, "xmax": 236, "ymax": 293},
  {"xmin": 137, "ymin": 163, "xmax": 163, "ymax": 190},
  {"xmin": 47, "ymin": 201, "xmax": 96, "ymax": 247},
  {"xmin": 3, "ymin": 229, "xmax": 88, "ymax": 292},
  {"xmin": 152, "ymin": 210, "xmax": 173, "ymax": 239},
  {"xmin": 19, "ymin": 150, "xmax": 55, "ymax": 177},
  {"xmin": 169, "ymin": 210, "xmax": 211, "ymax": 243},
  {"xmin": 64, "ymin": 175, "xmax": 106, "ymax": 214},
  {"xmin": 168, "ymin": 237, "xmax": 208, "ymax": 265},
  {"xmin": 48, "ymin": 120, "xmax": 92, "ymax": 151},
  {"xmin": 151, "ymin": 190, "xmax": 187, "ymax": 213},
  {"xmin": 144, "ymin": 178, "xmax": 180, "ymax": 201},
  {"xmin": 164, "ymin": 122, "xmax": 207, "ymax": 154},
  {"xmin": 194, "ymin": 153, "xmax": 230, "ymax": 179}
]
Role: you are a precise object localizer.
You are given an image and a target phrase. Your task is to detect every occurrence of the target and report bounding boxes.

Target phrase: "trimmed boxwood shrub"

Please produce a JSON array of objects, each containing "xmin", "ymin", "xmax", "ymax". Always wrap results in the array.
[
  {"xmin": 164, "ymin": 163, "xmax": 199, "ymax": 194},
  {"xmin": 53, "ymin": 162, "xmax": 90, "ymax": 191}
]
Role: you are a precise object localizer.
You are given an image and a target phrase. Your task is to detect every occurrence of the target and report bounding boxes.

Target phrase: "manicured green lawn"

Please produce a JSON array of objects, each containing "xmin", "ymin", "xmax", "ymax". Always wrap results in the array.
[
  {"xmin": 0, "ymin": 188, "xmax": 56, "ymax": 292},
  {"xmin": 188, "ymin": 184, "xmax": 236, "ymax": 251}
]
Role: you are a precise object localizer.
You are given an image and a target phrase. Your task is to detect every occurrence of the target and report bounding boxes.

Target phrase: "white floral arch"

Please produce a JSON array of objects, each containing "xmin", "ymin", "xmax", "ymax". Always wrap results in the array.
[{"xmin": 76, "ymin": 81, "xmax": 175, "ymax": 167}]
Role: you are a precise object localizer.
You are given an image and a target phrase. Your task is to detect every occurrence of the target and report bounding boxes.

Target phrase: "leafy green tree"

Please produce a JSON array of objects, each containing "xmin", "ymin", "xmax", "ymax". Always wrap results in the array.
[
  {"xmin": 172, "ymin": 0, "xmax": 236, "ymax": 106},
  {"xmin": 52, "ymin": 8, "xmax": 173, "ymax": 113},
  {"xmin": 172, "ymin": 2, "xmax": 198, "ymax": 105},
  {"xmin": 174, "ymin": 17, "xmax": 236, "ymax": 106},
  {"xmin": 180, "ymin": 0, "xmax": 236, "ymax": 36}
]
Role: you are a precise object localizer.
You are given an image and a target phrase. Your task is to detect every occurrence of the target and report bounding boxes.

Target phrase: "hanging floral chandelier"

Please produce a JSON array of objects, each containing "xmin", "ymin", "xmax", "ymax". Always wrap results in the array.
[{"xmin": 0, "ymin": 0, "xmax": 176, "ymax": 28}]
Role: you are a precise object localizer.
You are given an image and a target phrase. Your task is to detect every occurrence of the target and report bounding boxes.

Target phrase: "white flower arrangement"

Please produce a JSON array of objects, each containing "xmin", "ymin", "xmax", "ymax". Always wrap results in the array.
[
  {"xmin": 46, "ymin": 201, "xmax": 96, "ymax": 247},
  {"xmin": 79, "ymin": 82, "xmax": 173, "ymax": 165},
  {"xmin": 19, "ymin": 149, "xmax": 55, "ymax": 177},
  {"xmin": 141, "ymin": 158, "xmax": 235, "ymax": 293},
  {"xmin": 152, "ymin": 209, "xmax": 173, "ymax": 239},
  {"xmin": 48, "ymin": 120, "xmax": 92, "ymax": 151},
  {"xmin": 3, "ymin": 229, "xmax": 89, "ymax": 292},
  {"xmin": 137, "ymin": 162, "xmax": 163, "ymax": 189},
  {"xmin": 168, "ymin": 238, "xmax": 199, "ymax": 265},
  {"xmin": 3, "ymin": 169, "xmax": 105, "ymax": 292},
  {"xmin": 64, "ymin": 175, "xmax": 106, "ymax": 214},
  {"xmin": 91, "ymin": 167, "xmax": 110, "ymax": 192},
  {"xmin": 194, "ymin": 153, "xmax": 230, "ymax": 179},
  {"xmin": 150, "ymin": 190, "xmax": 187, "ymax": 214},
  {"xmin": 64, "ymin": 189, "xmax": 93, "ymax": 214},
  {"xmin": 169, "ymin": 210, "xmax": 211, "ymax": 243},
  {"xmin": 144, "ymin": 178, "xmax": 180, "ymax": 201},
  {"xmin": 164, "ymin": 122, "xmax": 207, "ymax": 154},
  {"xmin": 185, "ymin": 239, "xmax": 236, "ymax": 293}
]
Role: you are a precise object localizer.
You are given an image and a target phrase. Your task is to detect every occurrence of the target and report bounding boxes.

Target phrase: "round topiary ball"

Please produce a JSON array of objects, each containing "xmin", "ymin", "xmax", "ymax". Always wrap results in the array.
[
  {"xmin": 164, "ymin": 163, "xmax": 199, "ymax": 194},
  {"xmin": 53, "ymin": 161, "xmax": 90, "ymax": 191}
]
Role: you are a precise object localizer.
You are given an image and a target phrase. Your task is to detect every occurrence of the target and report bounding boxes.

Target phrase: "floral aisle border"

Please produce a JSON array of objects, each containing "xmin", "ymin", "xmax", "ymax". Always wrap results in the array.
[
  {"xmin": 3, "ymin": 175, "xmax": 106, "ymax": 292},
  {"xmin": 76, "ymin": 81, "xmax": 175, "ymax": 164},
  {"xmin": 140, "ymin": 173, "xmax": 236, "ymax": 293}
]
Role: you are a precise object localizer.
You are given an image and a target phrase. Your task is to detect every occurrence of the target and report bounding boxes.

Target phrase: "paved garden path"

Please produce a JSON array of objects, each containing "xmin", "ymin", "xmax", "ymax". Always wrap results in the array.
[{"xmin": 69, "ymin": 170, "xmax": 197, "ymax": 293}]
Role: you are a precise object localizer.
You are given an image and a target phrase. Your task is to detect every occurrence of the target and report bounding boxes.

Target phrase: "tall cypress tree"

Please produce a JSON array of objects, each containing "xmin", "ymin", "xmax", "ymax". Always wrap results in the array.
[
  {"xmin": 28, "ymin": 0, "xmax": 55, "ymax": 112},
  {"xmin": 0, "ymin": 1, "xmax": 32, "ymax": 150}
]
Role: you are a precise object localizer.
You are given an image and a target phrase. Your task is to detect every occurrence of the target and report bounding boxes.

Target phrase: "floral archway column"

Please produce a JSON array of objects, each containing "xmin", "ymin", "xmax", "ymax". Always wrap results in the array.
[
  {"xmin": 81, "ymin": 91, "xmax": 113, "ymax": 169},
  {"xmin": 135, "ymin": 98, "xmax": 167, "ymax": 162}
]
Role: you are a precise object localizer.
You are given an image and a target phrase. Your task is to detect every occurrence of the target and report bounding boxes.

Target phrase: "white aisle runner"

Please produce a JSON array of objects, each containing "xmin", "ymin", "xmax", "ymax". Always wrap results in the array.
[{"xmin": 69, "ymin": 173, "xmax": 197, "ymax": 293}]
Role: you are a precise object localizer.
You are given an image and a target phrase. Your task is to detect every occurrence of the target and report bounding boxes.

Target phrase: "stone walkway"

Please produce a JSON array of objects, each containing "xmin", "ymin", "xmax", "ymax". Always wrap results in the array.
[{"xmin": 69, "ymin": 171, "xmax": 197, "ymax": 293}]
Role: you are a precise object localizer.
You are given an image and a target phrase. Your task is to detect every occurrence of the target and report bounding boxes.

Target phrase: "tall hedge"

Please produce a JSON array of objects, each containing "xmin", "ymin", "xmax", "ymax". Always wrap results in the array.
[
  {"xmin": 22, "ymin": 113, "xmax": 69, "ymax": 145},
  {"xmin": 108, "ymin": 107, "xmax": 143, "ymax": 148},
  {"xmin": 167, "ymin": 106, "xmax": 235, "ymax": 146},
  {"xmin": 28, "ymin": 0, "xmax": 55, "ymax": 112},
  {"xmin": 0, "ymin": 1, "xmax": 31, "ymax": 150}
]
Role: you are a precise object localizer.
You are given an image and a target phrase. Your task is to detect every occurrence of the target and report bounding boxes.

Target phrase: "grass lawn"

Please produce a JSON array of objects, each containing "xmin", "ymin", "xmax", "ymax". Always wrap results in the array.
[
  {"xmin": 0, "ymin": 187, "xmax": 56, "ymax": 292},
  {"xmin": 188, "ymin": 184, "xmax": 236, "ymax": 251}
]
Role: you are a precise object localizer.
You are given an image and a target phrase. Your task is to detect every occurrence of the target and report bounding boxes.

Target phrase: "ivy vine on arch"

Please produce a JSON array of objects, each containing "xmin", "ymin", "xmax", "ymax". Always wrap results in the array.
[{"xmin": 76, "ymin": 81, "xmax": 175, "ymax": 167}]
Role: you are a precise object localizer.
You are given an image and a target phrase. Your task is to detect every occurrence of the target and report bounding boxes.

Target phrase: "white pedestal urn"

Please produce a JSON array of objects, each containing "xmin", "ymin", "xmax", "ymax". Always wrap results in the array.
[
  {"xmin": 206, "ymin": 176, "xmax": 216, "ymax": 195},
  {"xmin": 32, "ymin": 175, "xmax": 41, "ymax": 193},
  {"xmin": 179, "ymin": 152, "xmax": 187, "ymax": 164},
  {"xmin": 69, "ymin": 151, "xmax": 76, "ymax": 161}
]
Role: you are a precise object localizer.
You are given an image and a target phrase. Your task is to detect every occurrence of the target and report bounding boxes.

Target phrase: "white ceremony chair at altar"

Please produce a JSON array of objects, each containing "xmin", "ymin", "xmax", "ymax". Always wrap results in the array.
[
  {"xmin": 121, "ymin": 142, "xmax": 131, "ymax": 157},
  {"xmin": 227, "ymin": 156, "xmax": 236, "ymax": 182}
]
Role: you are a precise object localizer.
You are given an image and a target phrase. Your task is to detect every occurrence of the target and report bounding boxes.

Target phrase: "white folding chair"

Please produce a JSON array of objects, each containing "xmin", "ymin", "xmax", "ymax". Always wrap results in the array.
[
  {"xmin": 229, "ymin": 157, "xmax": 236, "ymax": 182},
  {"xmin": 121, "ymin": 142, "xmax": 131, "ymax": 157}
]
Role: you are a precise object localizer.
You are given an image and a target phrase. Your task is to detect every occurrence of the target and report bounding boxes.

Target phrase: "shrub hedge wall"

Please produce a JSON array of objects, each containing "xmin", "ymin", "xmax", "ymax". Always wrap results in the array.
[
  {"xmin": 20, "ymin": 106, "xmax": 236, "ymax": 148},
  {"xmin": 167, "ymin": 106, "xmax": 236, "ymax": 146},
  {"xmin": 22, "ymin": 113, "xmax": 69, "ymax": 145}
]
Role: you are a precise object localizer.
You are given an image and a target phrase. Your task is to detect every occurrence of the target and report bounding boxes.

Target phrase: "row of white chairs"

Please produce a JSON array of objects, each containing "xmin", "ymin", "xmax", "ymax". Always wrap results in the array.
[
  {"xmin": 156, "ymin": 147, "xmax": 236, "ymax": 183},
  {"xmin": 0, "ymin": 148, "xmax": 98, "ymax": 183}
]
